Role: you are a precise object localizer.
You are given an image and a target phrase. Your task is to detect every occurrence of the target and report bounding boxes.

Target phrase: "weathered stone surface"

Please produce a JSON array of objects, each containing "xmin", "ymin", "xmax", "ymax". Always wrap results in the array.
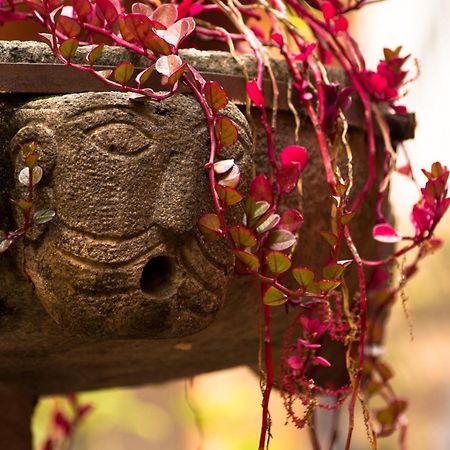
[
  {"xmin": 0, "ymin": 41, "xmax": 390, "ymax": 394},
  {"xmin": 9, "ymin": 92, "xmax": 252, "ymax": 339}
]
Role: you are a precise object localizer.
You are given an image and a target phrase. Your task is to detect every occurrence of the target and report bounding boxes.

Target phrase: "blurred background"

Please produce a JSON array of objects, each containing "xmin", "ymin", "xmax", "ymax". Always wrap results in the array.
[{"xmin": 29, "ymin": 0, "xmax": 450, "ymax": 449}]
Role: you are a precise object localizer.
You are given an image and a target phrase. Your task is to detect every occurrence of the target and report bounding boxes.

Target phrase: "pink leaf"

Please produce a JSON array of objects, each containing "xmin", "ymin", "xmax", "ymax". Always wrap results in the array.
[
  {"xmin": 287, "ymin": 356, "xmax": 303, "ymax": 370},
  {"xmin": 372, "ymin": 223, "xmax": 402, "ymax": 243},
  {"xmin": 156, "ymin": 17, "xmax": 195, "ymax": 47},
  {"xmin": 410, "ymin": 205, "xmax": 432, "ymax": 235},
  {"xmin": 313, "ymin": 356, "xmax": 331, "ymax": 367},
  {"xmin": 151, "ymin": 3, "xmax": 177, "ymax": 27},
  {"xmin": 246, "ymin": 80, "xmax": 265, "ymax": 108},
  {"xmin": 155, "ymin": 54, "xmax": 182, "ymax": 76},
  {"xmin": 280, "ymin": 145, "xmax": 308, "ymax": 171},
  {"xmin": 271, "ymin": 32, "xmax": 284, "ymax": 47}
]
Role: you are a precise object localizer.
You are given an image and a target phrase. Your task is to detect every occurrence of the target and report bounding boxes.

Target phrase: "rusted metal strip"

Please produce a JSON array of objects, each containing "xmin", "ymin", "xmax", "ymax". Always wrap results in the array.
[{"xmin": 0, "ymin": 63, "xmax": 415, "ymax": 139}]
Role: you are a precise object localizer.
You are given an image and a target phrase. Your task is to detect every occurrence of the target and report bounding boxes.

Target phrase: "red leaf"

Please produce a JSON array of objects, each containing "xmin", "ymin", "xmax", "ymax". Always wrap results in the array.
[
  {"xmin": 246, "ymin": 80, "xmax": 265, "ymax": 107},
  {"xmin": 277, "ymin": 163, "xmax": 301, "ymax": 194},
  {"xmin": 321, "ymin": 1, "xmax": 336, "ymax": 20},
  {"xmin": 54, "ymin": 411, "xmax": 72, "ymax": 437},
  {"xmin": 204, "ymin": 81, "xmax": 228, "ymax": 114},
  {"xmin": 372, "ymin": 223, "xmax": 402, "ymax": 243},
  {"xmin": 73, "ymin": 0, "xmax": 92, "ymax": 19},
  {"xmin": 42, "ymin": 438, "xmax": 54, "ymax": 450},
  {"xmin": 143, "ymin": 35, "xmax": 171, "ymax": 55},
  {"xmin": 278, "ymin": 209, "xmax": 303, "ymax": 232},
  {"xmin": 271, "ymin": 32, "xmax": 284, "ymax": 47},
  {"xmin": 56, "ymin": 15, "xmax": 81, "ymax": 38},
  {"xmin": 334, "ymin": 15, "xmax": 348, "ymax": 32},
  {"xmin": 96, "ymin": 0, "xmax": 118, "ymax": 25},
  {"xmin": 249, "ymin": 174, "xmax": 273, "ymax": 206},
  {"xmin": 215, "ymin": 117, "xmax": 238, "ymax": 147},
  {"xmin": 123, "ymin": 13, "xmax": 157, "ymax": 41}
]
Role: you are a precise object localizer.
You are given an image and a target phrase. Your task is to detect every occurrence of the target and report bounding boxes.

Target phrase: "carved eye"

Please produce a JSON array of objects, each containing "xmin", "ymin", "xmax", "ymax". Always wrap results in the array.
[{"xmin": 89, "ymin": 123, "xmax": 152, "ymax": 155}]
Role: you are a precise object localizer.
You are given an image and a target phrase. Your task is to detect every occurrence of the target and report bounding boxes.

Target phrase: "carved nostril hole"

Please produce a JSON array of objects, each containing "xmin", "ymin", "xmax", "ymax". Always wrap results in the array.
[{"xmin": 140, "ymin": 256, "xmax": 179, "ymax": 299}]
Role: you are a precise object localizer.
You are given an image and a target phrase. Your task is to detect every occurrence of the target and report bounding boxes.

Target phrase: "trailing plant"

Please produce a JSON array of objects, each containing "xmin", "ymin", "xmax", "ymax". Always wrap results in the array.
[
  {"xmin": 0, "ymin": 141, "xmax": 55, "ymax": 254},
  {"xmin": 0, "ymin": 0, "xmax": 449, "ymax": 449}
]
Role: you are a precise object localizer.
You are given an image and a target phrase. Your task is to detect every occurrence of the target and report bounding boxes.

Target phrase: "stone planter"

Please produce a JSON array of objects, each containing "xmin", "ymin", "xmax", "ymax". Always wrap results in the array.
[{"xmin": 0, "ymin": 41, "xmax": 414, "ymax": 448}]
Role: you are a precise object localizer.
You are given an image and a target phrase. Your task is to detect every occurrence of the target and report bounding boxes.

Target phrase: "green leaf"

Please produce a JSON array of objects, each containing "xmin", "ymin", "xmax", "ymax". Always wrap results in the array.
[
  {"xmin": 341, "ymin": 211, "xmax": 355, "ymax": 224},
  {"xmin": 87, "ymin": 44, "xmax": 105, "ymax": 65},
  {"xmin": 267, "ymin": 229, "xmax": 296, "ymax": 251},
  {"xmin": 317, "ymin": 279, "xmax": 341, "ymax": 292},
  {"xmin": 234, "ymin": 250, "xmax": 260, "ymax": 272},
  {"xmin": 229, "ymin": 226, "xmax": 257, "ymax": 248},
  {"xmin": 15, "ymin": 199, "xmax": 32, "ymax": 211},
  {"xmin": 114, "ymin": 61, "xmax": 134, "ymax": 85},
  {"xmin": 246, "ymin": 198, "xmax": 270, "ymax": 223},
  {"xmin": 135, "ymin": 65, "xmax": 155, "ymax": 87},
  {"xmin": 376, "ymin": 400, "xmax": 407, "ymax": 427},
  {"xmin": 263, "ymin": 286, "xmax": 287, "ymax": 306},
  {"xmin": 322, "ymin": 262, "xmax": 345, "ymax": 279},
  {"xmin": 215, "ymin": 117, "xmax": 238, "ymax": 147},
  {"xmin": 265, "ymin": 251, "xmax": 291, "ymax": 275},
  {"xmin": 319, "ymin": 230, "xmax": 337, "ymax": 247},
  {"xmin": 197, "ymin": 213, "xmax": 221, "ymax": 241},
  {"xmin": 204, "ymin": 81, "xmax": 228, "ymax": 114},
  {"xmin": 292, "ymin": 267, "xmax": 314, "ymax": 287},
  {"xmin": 33, "ymin": 209, "xmax": 56, "ymax": 224},
  {"xmin": 24, "ymin": 152, "xmax": 39, "ymax": 168},
  {"xmin": 216, "ymin": 184, "xmax": 243, "ymax": 206},
  {"xmin": 59, "ymin": 38, "xmax": 79, "ymax": 60},
  {"xmin": 366, "ymin": 380, "xmax": 383, "ymax": 397},
  {"xmin": 377, "ymin": 361, "xmax": 394, "ymax": 381}
]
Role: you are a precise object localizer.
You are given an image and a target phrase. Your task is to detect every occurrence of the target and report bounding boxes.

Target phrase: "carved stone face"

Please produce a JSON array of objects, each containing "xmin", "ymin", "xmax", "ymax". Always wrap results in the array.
[{"xmin": 12, "ymin": 92, "xmax": 251, "ymax": 339}]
